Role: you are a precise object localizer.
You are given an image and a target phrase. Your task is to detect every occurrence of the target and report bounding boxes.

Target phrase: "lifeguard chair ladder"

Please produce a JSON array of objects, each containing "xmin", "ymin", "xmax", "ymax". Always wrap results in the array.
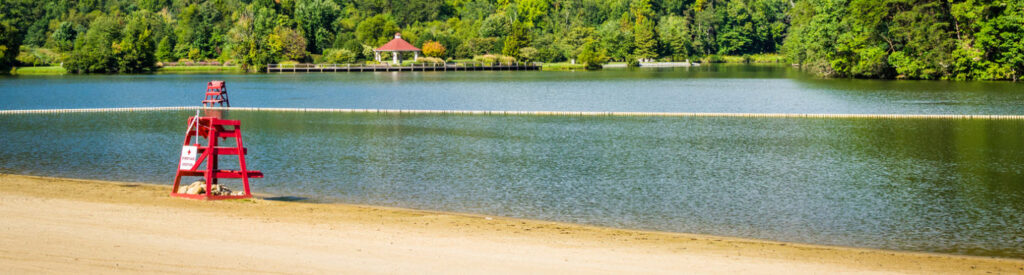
[
  {"xmin": 202, "ymin": 80, "xmax": 230, "ymax": 107},
  {"xmin": 171, "ymin": 116, "xmax": 262, "ymax": 200}
]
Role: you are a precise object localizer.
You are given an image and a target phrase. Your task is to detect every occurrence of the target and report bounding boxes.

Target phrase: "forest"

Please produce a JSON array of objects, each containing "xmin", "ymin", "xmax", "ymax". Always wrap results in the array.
[
  {"xmin": 0, "ymin": 0, "xmax": 1021, "ymax": 80},
  {"xmin": 784, "ymin": 0, "xmax": 1023, "ymax": 81}
]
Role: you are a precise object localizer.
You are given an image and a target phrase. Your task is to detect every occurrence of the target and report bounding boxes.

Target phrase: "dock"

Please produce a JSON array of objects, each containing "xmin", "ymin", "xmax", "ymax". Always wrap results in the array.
[{"xmin": 267, "ymin": 62, "xmax": 540, "ymax": 73}]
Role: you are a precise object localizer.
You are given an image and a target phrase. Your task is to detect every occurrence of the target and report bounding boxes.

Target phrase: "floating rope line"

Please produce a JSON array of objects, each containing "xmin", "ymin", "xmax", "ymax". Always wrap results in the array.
[{"xmin": 1, "ymin": 106, "xmax": 1024, "ymax": 120}]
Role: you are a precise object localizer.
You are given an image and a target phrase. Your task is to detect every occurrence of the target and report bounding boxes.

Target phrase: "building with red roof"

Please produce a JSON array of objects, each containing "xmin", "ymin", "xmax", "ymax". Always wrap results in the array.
[{"xmin": 374, "ymin": 33, "xmax": 422, "ymax": 64}]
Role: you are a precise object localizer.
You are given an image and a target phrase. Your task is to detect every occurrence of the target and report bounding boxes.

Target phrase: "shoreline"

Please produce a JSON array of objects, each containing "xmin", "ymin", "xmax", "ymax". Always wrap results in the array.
[
  {"xmin": 4, "ymin": 106, "xmax": 1024, "ymax": 120},
  {"xmin": 0, "ymin": 173, "xmax": 1021, "ymax": 273}
]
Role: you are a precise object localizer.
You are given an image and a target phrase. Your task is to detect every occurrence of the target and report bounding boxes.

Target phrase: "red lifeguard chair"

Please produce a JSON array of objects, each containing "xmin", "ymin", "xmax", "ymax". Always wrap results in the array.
[
  {"xmin": 171, "ymin": 115, "xmax": 262, "ymax": 200},
  {"xmin": 202, "ymin": 81, "xmax": 230, "ymax": 107}
]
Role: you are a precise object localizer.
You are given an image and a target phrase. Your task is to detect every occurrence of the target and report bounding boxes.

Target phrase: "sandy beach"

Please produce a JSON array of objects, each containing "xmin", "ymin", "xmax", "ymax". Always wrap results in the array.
[{"xmin": 0, "ymin": 174, "xmax": 1020, "ymax": 274}]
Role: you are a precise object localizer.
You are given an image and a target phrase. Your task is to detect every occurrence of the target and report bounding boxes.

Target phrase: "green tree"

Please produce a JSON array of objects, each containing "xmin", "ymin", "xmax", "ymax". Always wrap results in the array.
[
  {"xmin": 971, "ymin": 0, "xmax": 1024, "ymax": 81},
  {"xmin": 717, "ymin": 0, "xmax": 753, "ymax": 55},
  {"xmin": 657, "ymin": 15, "xmax": 692, "ymax": 60},
  {"xmin": 781, "ymin": 0, "xmax": 1021, "ymax": 80},
  {"xmin": 115, "ymin": 12, "xmax": 159, "ymax": 73},
  {"xmin": 502, "ymin": 22, "xmax": 529, "ymax": 57},
  {"xmin": 598, "ymin": 21, "xmax": 633, "ymax": 61},
  {"xmin": 156, "ymin": 36, "xmax": 174, "ymax": 61},
  {"xmin": 49, "ymin": 22, "xmax": 77, "ymax": 52},
  {"xmin": 577, "ymin": 38, "xmax": 609, "ymax": 70},
  {"xmin": 885, "ymin": 0, "xmax": 955, "ymax": 79},
  {"xmin": 272, "ymin": 26, "xmax": 308, "ymax": 61},
  {"xmin": 355, "ymin": 14, "xmax": 399, "ymax": 46},
  {"xmin": 782, "ymin": 0, "xmax": 847, "ymax": 76},
  {"xmin": 227, "ymin": 7, "xmax": 280, "ymax": 72},
  {"xmin": 65, "ymin": 15, "xmax": 122, "ymax": 73},
  {"xmin": 294, "ymin": 0, "xmax": 340, "ymax": 54},
  {"xmin": 633, "ymin": 16, "xmax": 658, "ymax": 60},
  {"xmin": 174, "ymin": 2, "xmax": 225, "ymax": 60},
  {"xmin": 557, "ymin": 27, "xmax": 595, "ymax": 61},
  {"xmin": 392, "ymin": 0, "xmax": 449, "ymax": 26},
  {"xmin": 0, "ymin": 21, "xmax": 19, "ymax": 72},
  {"xmin": 479, "ymin": 13, "xmax": 512, "ymax": 37},
  {"xmin": 516, "ymin": 0, "xmax": 550, "ymax": 28},
  {"xmin": 629, "ymin": 0, "xmax": 658, "ymax": 60},
  {"xmin": 0, "ymin": 0, "xmax": 33, "ymax": 73}
]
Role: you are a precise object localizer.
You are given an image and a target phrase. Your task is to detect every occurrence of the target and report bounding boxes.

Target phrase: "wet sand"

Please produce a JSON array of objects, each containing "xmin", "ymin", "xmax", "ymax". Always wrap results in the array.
[{"xmin": 0, "ymin": 173, "xmax": 1021, "ymax": 274}]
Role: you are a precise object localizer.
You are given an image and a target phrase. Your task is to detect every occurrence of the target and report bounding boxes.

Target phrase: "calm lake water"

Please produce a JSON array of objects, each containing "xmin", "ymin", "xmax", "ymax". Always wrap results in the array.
[
  {"xmin": 2, "ymin": 65, "xmax": 1024, "ymax": 114},
  {"xmin": 1, "ymin": 65, "xmax": 1023, "ymax": 258}
]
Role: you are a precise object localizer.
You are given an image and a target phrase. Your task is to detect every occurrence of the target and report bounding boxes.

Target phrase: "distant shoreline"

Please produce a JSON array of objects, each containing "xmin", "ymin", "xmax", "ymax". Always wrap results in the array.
[
  {"xmin": 0, "ymin": 173, "xmax": 1020, "ymax": 273},
  {"xmin": 6, "ymin": 57, "xmax": 785, "ymax": 75},
  {"xmin": 8, "ymin": 65, "xmax": 245, "ymax": 75}
]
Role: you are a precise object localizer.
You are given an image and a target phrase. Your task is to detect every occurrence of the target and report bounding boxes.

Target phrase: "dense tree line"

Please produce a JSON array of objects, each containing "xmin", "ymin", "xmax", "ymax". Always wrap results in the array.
[
  {"xmin": 0, "ymin": 0, "xmax": 791, "ymax": 72},
  {"xmin": 784, "ymin": 0, "xmax": 1024, "ymax": 81},
  {"xmin": 0, "ymin": 0, "xmax": 1020, "ymax": 80}
]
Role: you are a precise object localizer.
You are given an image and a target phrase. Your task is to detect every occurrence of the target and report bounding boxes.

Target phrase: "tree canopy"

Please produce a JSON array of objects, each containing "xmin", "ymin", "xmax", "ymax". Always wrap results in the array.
[
  {"xmin": 0, "ymin": 0, "xmax": 1019, "ymax": 80},
  {"xmin": 784, "ymin": 0, "xmax": 1024, "ymax": 80}
]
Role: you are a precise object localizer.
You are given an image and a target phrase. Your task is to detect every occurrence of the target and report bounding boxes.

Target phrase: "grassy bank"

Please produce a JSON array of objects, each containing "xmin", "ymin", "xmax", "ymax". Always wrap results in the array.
[
  {"xmin": 12, "ymin": 66, "xmax": 67, "ymax": 75},
  {"xmin": 541, "ymin": 62, "xmax": 586, "ymax": 71},
  {"xmin": 705, "ymin": 53, "xmax": 785, "ymax": 64},
  {"xmin": 156, "ymin": 65, "xmax": 243, "ymax": 73}
]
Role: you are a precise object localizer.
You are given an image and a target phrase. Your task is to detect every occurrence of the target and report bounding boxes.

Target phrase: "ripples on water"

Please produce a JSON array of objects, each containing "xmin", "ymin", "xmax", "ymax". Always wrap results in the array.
[{"xmin": 1, "ymin": 111, "xmax": 1022, "ymax": 258}]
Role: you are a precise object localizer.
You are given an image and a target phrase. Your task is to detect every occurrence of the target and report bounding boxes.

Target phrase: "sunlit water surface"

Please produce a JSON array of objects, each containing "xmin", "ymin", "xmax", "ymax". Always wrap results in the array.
[{"xmin": 1, "ymin": 111, "xmax": 1022, "ymax": 258}]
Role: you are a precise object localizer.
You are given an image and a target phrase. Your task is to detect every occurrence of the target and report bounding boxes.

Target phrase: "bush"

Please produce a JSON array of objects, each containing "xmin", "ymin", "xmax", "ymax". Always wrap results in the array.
[
  {"xmin": 719, "ymin": 55, "xmax": 745, "ymax": 63},
  {"xmin": 473, "ymin": 54, "xmax": 516, "ymax": 64},
  {"xmin": 702, "ymin": 55, "xmax": 726, "ymax": 63},
  {"xmin": 627, "ymin": 57, "xmax": 640, "ymax": 67},
  {"xmin": 422, "ymin": 41, "xmax": 445, "ymax": 57},
  {"xmin": 577, "ymin": 39, "xmax": 608, "ymax": 70},
  {"xmin": 498, "ymin": 55, "xmax": 516, "ymax": 64},
  {"xmin": 473, "ymin": 54, "xmax": 495, "ymax": 63},
  {"xmin": 412, "ymin": 57, "xmax": 444, "ymax": 64},
  {"xmin": 321, "ymin": 48, "xmax": 356, "ymax": 64},
  {"xmin": 16, "ymin": 46, "xmax": 62, "ymax": 66},
  {"xmin": 518, "ymin": 47, "xmax": 538, "ymax": 62}
]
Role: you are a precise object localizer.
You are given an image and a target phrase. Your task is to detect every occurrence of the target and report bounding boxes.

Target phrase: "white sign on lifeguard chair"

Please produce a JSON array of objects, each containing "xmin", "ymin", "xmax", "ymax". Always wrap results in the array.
[{"xmin": 179, "ymin": 145, "xmax": 198, "ymax": 170}]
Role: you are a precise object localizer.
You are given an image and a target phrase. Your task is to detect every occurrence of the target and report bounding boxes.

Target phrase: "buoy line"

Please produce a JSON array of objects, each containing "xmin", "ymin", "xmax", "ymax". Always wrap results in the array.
[{"xmin": 1, "ymin": 106, "xmax": 1023, "ymax": 120}]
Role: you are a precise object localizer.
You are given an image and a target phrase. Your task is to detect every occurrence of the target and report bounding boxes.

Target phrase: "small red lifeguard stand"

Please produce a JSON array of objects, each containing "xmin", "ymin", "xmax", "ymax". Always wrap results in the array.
[
  {"xmin": 202, "ymin": 81, "xmax": 230, "ymax": 107},
  {"xmin": 171, "ymin": 115, "xmax": 262, "ymax": 200}
]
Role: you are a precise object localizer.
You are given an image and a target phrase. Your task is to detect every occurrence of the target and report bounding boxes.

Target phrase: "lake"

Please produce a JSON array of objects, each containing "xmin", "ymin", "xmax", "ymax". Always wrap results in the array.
[
  {"xmin": 1, "ymin": 65, "xmax": 1023, "ymax": 258},
  {"xmin": 3, "ymin": 65, "xmax": 1024, "ymax": 114}
]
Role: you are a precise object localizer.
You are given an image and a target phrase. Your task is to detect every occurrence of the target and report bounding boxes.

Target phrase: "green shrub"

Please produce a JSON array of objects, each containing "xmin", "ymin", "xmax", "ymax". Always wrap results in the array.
[
  {"xmin": 577, "ymin": 39, "xmax": 608, "ymax": 70},
  {"xmin": 321, "ymin": 48, "xmax": 356, "ymax": 64},
  {"xmin": 473, "ymin": 54, "xmax": 517, "ymax": 64},
  {"xmin": 413, "ymin": 57, "xmax": 445, "ymax": 64},
  {"xmin": 702, "ymin": 55, "xmax": 726, "ymax": 63},
  {"xmin": 16, "ymin": 46, "xmax": 62, "ymax": 66},
  {"xmin": 627, "ymin": 57, "xmax": 640, "ymax": 67},
  {"xmin": 473, "ymin": 55, "xmax": 495, "ymax": 63}
]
